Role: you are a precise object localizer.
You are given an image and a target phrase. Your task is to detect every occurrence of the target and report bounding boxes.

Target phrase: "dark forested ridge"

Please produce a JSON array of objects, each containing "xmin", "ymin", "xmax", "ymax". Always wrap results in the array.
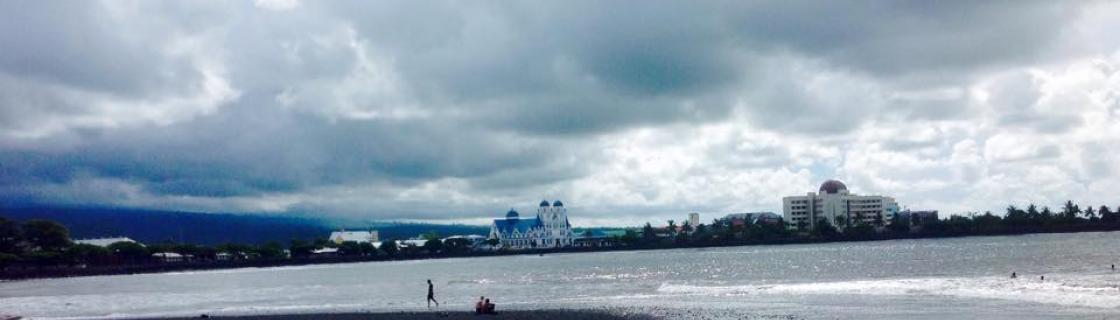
[{"xmin": 0, "ymin": 207, "xmax": 489, "ymax": 245}]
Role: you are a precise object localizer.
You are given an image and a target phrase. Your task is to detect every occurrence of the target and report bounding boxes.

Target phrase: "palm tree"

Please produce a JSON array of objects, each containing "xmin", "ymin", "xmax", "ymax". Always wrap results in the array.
[
  {"xmin": 1101, "ymin": 205, "xmax": 1116, "ymax": 223},
  {"xmin": 642, "ymin": 222, "xmax": 656, "ymax": 241},
  {"xmin": 1063, "ymin": 200, "xmax": 1080, "ymax": 220}
]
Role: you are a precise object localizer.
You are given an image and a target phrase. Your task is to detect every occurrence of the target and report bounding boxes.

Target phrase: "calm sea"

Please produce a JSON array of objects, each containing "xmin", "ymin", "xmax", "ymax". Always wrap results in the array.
[{"xmin": 3, "ymin": 232, "xmax": 1119, "ymax": 319}]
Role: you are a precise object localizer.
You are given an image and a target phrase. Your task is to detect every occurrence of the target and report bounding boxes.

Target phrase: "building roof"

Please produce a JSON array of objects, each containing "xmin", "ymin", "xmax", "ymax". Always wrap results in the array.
[
  {"xmin": 506, "ymin": 209, "xmax": 520, "ymax": 219},
  {"xmin": 819, "ymin": 179, "xmax": 848, "ymax": 194},
  {"xmin": 722, "ymin": 212, "xmax": 782, "ymax": 223},
  {"xmin": 493, "ymin": 217, "xmax": 541, "ymax": 234},
  {"xmin": 443, "ymin": 235, "xmax": 486, "ymax": 240},
  {"xmin": 552, "ymin": 200, "xmax": 563, "ymax": 207},
  {"xmin": 399, "ymin": 239, "xmax": 428, "ymax": 247},
  {"xmin": 312, "ymin": 247, "xmax": 339, "ymax": 254},
  {"xmin": 540, "ymin": 200, "xmax": 551, "ymax": 207},
  {"xmin": 329, "ymin": 230, "xmax": 376, "ymax": 243},
  {"xmin": 74, "ymin": 237, "xmax": 140, "ymax": 247}
]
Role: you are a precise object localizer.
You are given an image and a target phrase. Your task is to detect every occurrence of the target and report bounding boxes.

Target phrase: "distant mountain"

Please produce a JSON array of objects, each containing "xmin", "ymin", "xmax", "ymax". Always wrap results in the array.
[{"xmin": 0, "ymin": 207, "xmax": 490, "ymax": 245}]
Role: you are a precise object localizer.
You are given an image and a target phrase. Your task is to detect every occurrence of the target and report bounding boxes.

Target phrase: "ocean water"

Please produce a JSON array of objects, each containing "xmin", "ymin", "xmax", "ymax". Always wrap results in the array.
[{"xmin": 3, "ymin": 232, "xmax": 1120, "ymax": 319}]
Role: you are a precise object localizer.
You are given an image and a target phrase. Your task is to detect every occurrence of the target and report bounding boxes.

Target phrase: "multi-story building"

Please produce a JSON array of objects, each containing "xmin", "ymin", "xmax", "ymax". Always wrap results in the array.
[
  {"xmin": 687, "ymin": 212, "xmax": 700, "ymax": 227},
  {"xmin": 719, "ymin": 212, "xmax": 784, "ymax": 226},
  {"xmin": 782, "ymin": 180, "xmax": 899, "ymax": 231}
]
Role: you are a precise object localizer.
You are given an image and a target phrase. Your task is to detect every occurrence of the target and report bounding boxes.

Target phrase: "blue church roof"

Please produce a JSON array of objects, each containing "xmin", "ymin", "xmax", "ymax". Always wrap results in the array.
[{"xmin": 494, "ymin": 217, "xmax": 541, "ymax": 234}]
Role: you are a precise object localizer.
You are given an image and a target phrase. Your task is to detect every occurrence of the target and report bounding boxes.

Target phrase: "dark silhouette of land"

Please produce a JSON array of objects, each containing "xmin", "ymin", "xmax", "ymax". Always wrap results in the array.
[{"xmin": 3, "ymin": 200, "xmax": 1120, "ymax": 280}]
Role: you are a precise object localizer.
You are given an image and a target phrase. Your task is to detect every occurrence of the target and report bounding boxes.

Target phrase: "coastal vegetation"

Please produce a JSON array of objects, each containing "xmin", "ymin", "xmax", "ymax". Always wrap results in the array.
[{"xmin": 2, "ymin": 200, "xmax": 1119, "ymax": 279}]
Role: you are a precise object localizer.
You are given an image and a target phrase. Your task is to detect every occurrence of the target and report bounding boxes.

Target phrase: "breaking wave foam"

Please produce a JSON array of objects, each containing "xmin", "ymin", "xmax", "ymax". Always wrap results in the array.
[{"xmin": 658, "ymin": 275, "xmax": 1120, "ymax": 309}]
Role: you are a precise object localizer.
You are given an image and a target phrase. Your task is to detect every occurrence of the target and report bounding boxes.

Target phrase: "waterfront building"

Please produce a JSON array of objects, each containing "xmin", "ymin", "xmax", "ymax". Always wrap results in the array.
[
  {"xmin": 151, "ymin": 252, "xmax": 184, "ymax": 263},
  {"xmin": 574, "ymin": 230, "xmax": 622, "ymax": 248},
  {"xmin": 719, "ymin": 212, "xmax": 783, "ymax": 227},
  {"xmin": 688, "ymin": 212, "xmax": 700, "ymax": 227},
  {"xmin": 442, "ymin": 235, "xmax": 488, "ymax": 250},
  {"xmin": 488, "ymin": 200, "xmax": 575, "ymax": 249},
  {"xmin": 74, "ymin": 237, "xmax": 141, "ymax": 247},
  {"xmin": 782, "ymin": 180, "xmax": 899, "ymax": 231},
  {"xmin": 328, "ymin": 230, "xmax": 378, "ymax": 244}
]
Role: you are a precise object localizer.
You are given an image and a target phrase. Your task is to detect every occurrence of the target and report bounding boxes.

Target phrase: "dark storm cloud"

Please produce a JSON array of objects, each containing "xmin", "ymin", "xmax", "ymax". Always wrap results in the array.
[
  {"xmin": 0, "ymin": 1, "xmax": 1102, "ymax": 220},
  {"xmin": 0, "ymin": 95, "xmax": 582, "ymax": 198}
]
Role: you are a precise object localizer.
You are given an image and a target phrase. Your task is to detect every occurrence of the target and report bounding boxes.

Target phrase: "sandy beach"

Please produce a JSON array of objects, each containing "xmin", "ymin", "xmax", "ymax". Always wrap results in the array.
[{"xmin": 132, "ymin": 310, "xmax": 658, "ymax": 320}]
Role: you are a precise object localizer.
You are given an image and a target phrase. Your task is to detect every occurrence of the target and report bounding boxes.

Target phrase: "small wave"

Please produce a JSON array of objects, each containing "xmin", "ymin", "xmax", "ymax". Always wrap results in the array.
[
  {"xmin": 447, "ymin": 278, "xmax": 493, "ymax": 285},
  {"xmin": 658, "ymin": 274, "xmax": 1120, "ymax": 309}
]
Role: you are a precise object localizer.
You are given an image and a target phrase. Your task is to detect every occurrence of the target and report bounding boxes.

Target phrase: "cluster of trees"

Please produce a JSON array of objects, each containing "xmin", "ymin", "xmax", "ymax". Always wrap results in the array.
[
  {"xmin": 616, "ymin": 200, "xmax": 1120, "ymax": 248},
  {"xmin": 916, "ymin": 202, "xmax": 1120, "ymax": 236},
  {"xmin": 0, "ymin": 216, "xmax": 303, "ymax": 269},
  {"xmin": 620, "ymin": 217, "xmax": 794, "ymax": 247},
  {"xmin": 1, "ymin": 218, "xmax": 76, "ymax": 267},
  {"xmin": 1, "ymin": 214, "xmax": 493, "ymax": 272}
]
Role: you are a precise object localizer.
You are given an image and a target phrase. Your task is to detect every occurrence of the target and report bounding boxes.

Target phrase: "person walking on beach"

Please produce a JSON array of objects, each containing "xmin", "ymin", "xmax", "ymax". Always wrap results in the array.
[{"xmin": 427, "ymin": 279, "xmax": 440, "ymax": 308}]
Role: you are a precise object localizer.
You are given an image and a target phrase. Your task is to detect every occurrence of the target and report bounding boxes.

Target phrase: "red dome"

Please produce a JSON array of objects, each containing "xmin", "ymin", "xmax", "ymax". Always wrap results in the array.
[{"xmin": 819, "ymin": 180, "xmax": 848, "ymax": 194}]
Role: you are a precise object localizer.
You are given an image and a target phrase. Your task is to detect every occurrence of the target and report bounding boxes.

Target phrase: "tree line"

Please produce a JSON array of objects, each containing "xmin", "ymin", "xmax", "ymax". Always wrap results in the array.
[
  {"xmin": 4, "ymin": 200, "xmax": 1119, "ymax": 276},
  {"xmin": 0, "ymin": 216, "xmax": 480, "ymax": 271},
  {"xmin": 616, "ymin": 201, "xmax": 1120, "ymax": 247}
]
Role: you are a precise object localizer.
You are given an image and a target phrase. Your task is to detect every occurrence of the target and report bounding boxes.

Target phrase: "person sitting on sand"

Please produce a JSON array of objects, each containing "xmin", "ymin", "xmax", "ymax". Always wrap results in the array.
[
  {"xmin": 484, "ymin": 298, "xmax": 496, "ymax": 314},
  {"xmin": 475, "ymin": 296, "xmax": 485, "ymax": 314}
]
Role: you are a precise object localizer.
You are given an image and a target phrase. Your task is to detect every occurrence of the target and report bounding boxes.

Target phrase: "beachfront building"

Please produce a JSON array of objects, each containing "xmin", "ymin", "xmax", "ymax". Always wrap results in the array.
[
  {"xmin": 328, "ymin": 230, "xmax": 379, "ymax": 244},
  {"xmin": 688, "ymin": 212, "xmax": 700, "ymax": 227},
  {"xmin": 574, "ymin": 230, "xmax": 622, "ymax": 248},
  {"xmin": 488, "ymin": 200, "xmax": 575, "ymax": 250},
  {"xmin": 152, "ymin": 252, "xmax": 184, "ymax": 263},
  {"xmin": 719, "ymin": 212, "xmax": 783, "ymax": 227},
  {"xmin": 782, "ymin": 180, "xmax": 899, "ymax": 231},
  {"xmin": 442, "ymin": 235, "xmax": 488, "ymax": 249}
]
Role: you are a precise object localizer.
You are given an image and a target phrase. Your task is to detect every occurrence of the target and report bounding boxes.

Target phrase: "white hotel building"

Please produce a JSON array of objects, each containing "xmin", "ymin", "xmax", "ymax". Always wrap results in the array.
[{"xmin": 783, "ymin": 180, "xmax": 899, "ymax": 231}]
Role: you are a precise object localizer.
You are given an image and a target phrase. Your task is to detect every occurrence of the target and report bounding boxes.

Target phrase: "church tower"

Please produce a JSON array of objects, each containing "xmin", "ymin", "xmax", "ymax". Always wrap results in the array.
[{"xmin": 552, "ymin": 200, "xmax": 569, "ymax": 246}]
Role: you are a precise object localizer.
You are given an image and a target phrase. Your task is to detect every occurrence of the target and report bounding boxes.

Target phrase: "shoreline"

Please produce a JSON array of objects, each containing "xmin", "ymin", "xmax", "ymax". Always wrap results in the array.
[
  {"xmin": 4, "ymin": 228, "xmax": 1119, "ymax": 281},
  {"xmin": 125, "ymin": 310, "xmax": 660, "ymax": 320}
]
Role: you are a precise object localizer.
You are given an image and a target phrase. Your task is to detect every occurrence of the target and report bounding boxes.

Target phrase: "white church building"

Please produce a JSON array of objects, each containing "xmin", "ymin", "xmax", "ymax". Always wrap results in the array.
[
  {"xmin": 783, "ymin": 180, "xmax": 899, "ymax": 231},
  {"xmin": 489, "ymin": 200, "xmax": 575, "ymax": 249}
]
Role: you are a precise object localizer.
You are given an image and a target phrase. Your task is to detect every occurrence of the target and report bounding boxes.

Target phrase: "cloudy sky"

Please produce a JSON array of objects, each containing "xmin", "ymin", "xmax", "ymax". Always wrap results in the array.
[{"xmin": 2, "ymin": 1, "xmax": 1119, "ymax": 226}]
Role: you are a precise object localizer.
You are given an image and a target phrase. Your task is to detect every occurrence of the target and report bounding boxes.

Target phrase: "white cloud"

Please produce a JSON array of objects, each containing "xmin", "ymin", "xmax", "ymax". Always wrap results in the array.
[
  {"xmin": 254, "ymin": 0, "xmax": 300, "ymax": 11},
  {"xmin": 1, "ymin": 2, "xmax": 1119, "ymax": 227}
]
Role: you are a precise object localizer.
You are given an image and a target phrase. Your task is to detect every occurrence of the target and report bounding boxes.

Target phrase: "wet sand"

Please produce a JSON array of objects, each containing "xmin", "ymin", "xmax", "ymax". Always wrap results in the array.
[{"xmin": 133, "ymin": 310, "xmax": 659, "ymax": 320}]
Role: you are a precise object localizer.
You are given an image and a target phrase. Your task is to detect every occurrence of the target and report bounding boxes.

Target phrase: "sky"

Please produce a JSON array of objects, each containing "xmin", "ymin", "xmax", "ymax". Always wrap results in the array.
[{"xmin": 1, "ymin": 1, "xmax": 1119, "ymax": 227}]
